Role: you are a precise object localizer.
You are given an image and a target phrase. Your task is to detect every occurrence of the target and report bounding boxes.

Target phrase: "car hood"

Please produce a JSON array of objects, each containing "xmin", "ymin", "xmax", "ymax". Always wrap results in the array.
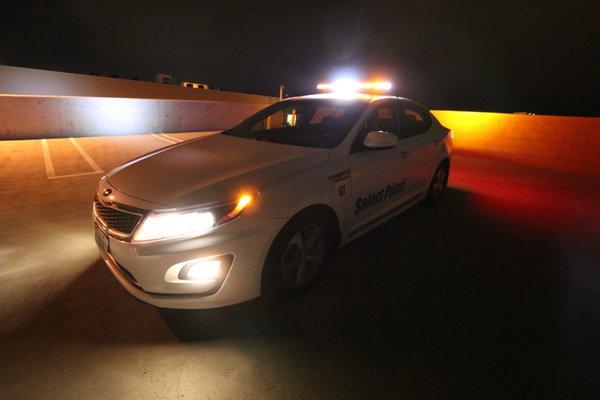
[{"xmin": 107, "ymin": 133, "xmax": 329, "ymax": 208}]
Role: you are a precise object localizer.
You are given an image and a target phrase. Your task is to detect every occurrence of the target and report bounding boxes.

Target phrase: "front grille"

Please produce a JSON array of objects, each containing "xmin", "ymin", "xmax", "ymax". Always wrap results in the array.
[{"xmin": 94, "ymin": 199, "xmax": 142, "ymax": 236}]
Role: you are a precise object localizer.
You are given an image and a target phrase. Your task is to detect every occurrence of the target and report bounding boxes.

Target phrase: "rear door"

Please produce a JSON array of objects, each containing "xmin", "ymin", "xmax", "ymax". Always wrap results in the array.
[{"xmin": 396, "ymin": 101, "xmax": 439, "ymax": 193}]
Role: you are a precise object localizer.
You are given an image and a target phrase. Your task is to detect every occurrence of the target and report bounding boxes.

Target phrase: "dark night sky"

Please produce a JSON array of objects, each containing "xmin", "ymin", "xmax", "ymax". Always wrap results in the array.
[{"xmin": 2, "ymin": 0, "xmax": 599, "ymax": 115}]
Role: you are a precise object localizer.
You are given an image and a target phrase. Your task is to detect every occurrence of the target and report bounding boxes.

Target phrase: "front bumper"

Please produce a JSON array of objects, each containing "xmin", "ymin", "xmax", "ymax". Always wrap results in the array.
[{"xmin": 95, "ymin": 212, "xmax": 286, "ymax": 309}]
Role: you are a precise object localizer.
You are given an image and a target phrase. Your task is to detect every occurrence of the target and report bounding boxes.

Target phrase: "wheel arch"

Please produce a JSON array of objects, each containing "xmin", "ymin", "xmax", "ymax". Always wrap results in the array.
[
  {"xmin": 289, "ymin": 203, "xmax": 341, "ymax": 240},
  {"xmin": 272, "ymin": 203, "xmax": 342, "ymax": 254},
  {"xmin": 427, "ymin": 157, "xmax": 450, "ymax": 186}
]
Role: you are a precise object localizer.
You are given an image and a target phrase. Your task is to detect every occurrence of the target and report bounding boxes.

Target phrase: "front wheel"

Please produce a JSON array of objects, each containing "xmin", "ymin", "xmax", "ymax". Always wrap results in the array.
[
  {"xmin": 423, "ymin": 161, "xmax": 449, "ymax": 205},
  {"xmin": 262, "ymin": 210, "xmax": 336, "ymax": 297}
]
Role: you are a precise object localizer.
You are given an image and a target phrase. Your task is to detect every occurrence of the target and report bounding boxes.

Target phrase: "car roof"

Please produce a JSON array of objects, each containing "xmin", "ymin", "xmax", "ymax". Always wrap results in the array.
[{"xmin": 284, "ymin": 93, "xmax": 410, "ymax": 103}]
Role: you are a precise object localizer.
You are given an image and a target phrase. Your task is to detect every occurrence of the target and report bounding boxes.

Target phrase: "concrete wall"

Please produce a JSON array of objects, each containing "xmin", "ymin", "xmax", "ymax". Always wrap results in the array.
[
  {"xmin": 432, "ymin": 111, "xmax": 600, "ymax": 175},
  {"xmin": 0, "ymin": 65, "xmax": 276, "ymax": 104},
  {"xmin": 0, "ymin": 66, "xmax": 277, "ymax": 139},
  {"xmin": 0, "ymin": 96, "xmax": 266, "ymax": 139}
]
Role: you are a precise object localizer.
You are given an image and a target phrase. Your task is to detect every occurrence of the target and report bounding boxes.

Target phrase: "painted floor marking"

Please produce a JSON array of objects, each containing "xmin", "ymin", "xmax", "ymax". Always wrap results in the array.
[
  {"xmin": 160, "ymin": 133, "xmax": 183, "ymax": 142},
  {"xmin": 48, "ymin": 171, "xmax": 102, "ymax": 180},
  {"xmin": 40, "ymin": 139, "xmax": 56, "ymax": 179},
  {"xmin": 151, "ymin": 133, "xmax": 177, "ymax": 144},
  {"xmin": 69, "ymin": 137, "xmax": 103, "ymax": 173}
]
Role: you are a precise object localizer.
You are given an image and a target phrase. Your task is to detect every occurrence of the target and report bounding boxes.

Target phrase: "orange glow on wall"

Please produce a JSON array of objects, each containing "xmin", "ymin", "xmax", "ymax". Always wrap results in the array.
[{"xmin": 431, "ymin": 110, "xmax": 600, "ymax": 175}]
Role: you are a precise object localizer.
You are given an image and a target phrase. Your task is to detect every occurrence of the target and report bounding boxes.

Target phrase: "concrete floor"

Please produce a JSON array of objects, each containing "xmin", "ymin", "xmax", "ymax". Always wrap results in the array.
[{"xmin": 0, "ymin": 133, "xmax": 598, "ymax": 399}]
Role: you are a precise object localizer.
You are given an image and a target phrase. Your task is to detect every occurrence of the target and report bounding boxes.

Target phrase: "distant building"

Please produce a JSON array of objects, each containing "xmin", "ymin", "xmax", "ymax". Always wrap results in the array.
[{"xmin": 180, "ymin": 81, "xmax": 209, "ymax": 89}]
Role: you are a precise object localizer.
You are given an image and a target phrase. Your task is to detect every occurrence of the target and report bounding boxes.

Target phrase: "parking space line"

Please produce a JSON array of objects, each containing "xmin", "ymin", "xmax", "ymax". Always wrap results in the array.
[
  {"xmin": 68, "ymin": 137, "xmax": 103, "ymax": 173},
  {"xmin": 160, "ymin": 133, "xmax": 183, "ymax": 142},
  {"xmin": 40, "ymin": 139, "xmax": 56, "ymax": 178},
  {"xmin": 151, "ymin": 133, "xmax": 177, "ymax": 144},
  {"xmin": 48, "ymin": 171, "xmax": 102, "ymax": 180}
]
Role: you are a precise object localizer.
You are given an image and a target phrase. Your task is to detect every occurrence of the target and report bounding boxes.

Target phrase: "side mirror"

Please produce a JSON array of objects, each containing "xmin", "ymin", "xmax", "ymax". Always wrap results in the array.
[{"xmin": 363, "ymin": 130, "xmax": 399, "ymax": 149}]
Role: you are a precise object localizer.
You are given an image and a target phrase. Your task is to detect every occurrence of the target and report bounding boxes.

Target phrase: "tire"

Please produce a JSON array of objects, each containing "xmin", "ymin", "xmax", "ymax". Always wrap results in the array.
[
  {"xmin": 423, "ymin": 160, "xmax": 449, "ymax": 205},
  {"xmin": 261, "ymin": 209, "xmax": 337, "ymax": 297}
]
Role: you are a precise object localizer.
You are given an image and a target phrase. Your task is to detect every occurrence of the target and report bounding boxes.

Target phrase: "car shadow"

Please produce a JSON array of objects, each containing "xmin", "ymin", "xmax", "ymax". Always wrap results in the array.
[{"xmin": 158, "ymin": 188, "xmax": 570, "ymax": 398}]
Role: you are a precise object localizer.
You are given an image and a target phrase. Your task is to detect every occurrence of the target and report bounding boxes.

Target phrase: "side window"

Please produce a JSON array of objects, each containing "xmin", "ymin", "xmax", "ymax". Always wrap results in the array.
[
  {"xmin": 399, "ymin": 104, "xmax": 432, "ymax": 138},
  {"xmin": 351, "ymin": 104, "xmax": 398, "ymax": 153},
  {"xmin": 364, "ymin": 106, "xmax": 398, "ymax": 135}
]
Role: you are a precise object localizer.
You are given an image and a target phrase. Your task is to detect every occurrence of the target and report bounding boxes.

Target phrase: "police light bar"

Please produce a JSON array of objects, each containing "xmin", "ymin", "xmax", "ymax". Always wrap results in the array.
[{"xmin": 316, "ymin": 80, "xmax": 392, "ymax": 93}]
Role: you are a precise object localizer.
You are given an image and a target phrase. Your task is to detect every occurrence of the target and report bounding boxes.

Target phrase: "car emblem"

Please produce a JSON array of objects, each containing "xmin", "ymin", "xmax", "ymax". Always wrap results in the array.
[{"xmin": 103, "ymin": 188, "xmax": 112, "ymax": 196}]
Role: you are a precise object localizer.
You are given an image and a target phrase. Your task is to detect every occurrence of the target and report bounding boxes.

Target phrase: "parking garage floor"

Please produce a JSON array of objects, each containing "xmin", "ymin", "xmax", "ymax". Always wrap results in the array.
[{"xmin": 0, "ymin": 133, "xmax": 598, "ymax": 399}]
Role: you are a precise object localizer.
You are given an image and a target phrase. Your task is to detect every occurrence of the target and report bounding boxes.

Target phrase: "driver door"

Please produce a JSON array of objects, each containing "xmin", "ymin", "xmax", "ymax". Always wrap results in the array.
[{"xmin": 346, "ymin": 102, "xmax": 411, "ymax": 236}]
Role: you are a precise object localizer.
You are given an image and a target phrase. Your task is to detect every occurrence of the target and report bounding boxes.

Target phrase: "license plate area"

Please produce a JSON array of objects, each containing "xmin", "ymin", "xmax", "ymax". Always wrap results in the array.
[{"xmin": 94, "ymin": 225, "xmax": 110, "ymax": 254}]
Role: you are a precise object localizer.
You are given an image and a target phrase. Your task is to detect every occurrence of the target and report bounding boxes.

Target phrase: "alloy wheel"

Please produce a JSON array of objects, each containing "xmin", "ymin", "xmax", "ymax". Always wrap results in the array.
[{"xmin": 280, "ymin": 225, "xmax": 326, "ymax": 287}]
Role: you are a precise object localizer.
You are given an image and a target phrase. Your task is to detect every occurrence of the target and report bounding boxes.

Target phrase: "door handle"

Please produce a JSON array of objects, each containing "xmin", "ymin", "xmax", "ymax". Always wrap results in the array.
[{"xmin": 399, "ymin": 150, "xmax": 410, "ymax": 159}]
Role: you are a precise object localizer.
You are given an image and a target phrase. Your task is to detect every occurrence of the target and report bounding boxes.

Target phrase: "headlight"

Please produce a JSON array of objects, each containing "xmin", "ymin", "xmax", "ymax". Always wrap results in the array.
[{"xmin": 133, "ymin": 194, "xmax": 253, "ymax": 242}]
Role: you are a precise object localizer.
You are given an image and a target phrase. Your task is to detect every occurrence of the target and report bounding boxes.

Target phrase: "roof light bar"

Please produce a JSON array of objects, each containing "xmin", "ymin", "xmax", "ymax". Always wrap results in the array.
[{"xmin": 316, "ymin": 80, "xmax": 392, "ymax": 93}]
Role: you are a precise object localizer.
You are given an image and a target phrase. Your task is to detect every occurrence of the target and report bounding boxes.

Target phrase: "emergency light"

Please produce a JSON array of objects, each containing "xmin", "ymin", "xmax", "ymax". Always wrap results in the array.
[{"xmin": 316, "ymin": 80, "xmax": 392, "ymax": 94}]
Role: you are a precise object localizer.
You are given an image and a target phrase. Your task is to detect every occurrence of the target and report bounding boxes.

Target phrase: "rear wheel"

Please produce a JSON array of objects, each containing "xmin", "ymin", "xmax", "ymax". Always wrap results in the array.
[
  {"xmin": 262, "ymin": 209, "xmax": 336, "ymax": 297},
  {"xmin": 424, "ymin": 161, "xmax": 449, "ymax": 205}
]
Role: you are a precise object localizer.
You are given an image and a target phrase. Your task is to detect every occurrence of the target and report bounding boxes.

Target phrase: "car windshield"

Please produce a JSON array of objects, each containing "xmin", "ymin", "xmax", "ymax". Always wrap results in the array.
[{"xmin": 223, "ymin": 99, "xmax": 368, "ymax": 148}]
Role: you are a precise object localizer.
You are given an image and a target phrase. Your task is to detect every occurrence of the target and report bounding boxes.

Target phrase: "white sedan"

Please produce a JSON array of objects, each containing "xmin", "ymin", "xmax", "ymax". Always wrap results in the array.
[{"xmin": 93, "ymin": 93, "xmax": 453, "ymax": 308}]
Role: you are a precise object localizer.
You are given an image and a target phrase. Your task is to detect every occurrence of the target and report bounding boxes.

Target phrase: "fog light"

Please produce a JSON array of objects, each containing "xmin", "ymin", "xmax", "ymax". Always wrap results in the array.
[
  {"xmin": 179, "ymin": 259, "xmax": 222, "ymax": 282},
  {"xmin": 164, "ymin": 255, "xmax": 234, "ymax": 288}
]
